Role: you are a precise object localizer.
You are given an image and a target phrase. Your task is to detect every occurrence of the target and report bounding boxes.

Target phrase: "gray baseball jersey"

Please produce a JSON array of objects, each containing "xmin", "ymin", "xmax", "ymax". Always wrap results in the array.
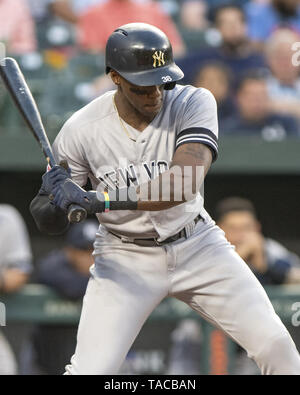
[
  {"xmin": 0, "ymin": 205, "xmax": 32, "ymax": 375},
  {"xmin": 0, "ymin": 204, "xmax": 32, "ymax": 273},
  {"xmin": 52, "ymin": 84, "xmax": 218, "ymax": 242}
]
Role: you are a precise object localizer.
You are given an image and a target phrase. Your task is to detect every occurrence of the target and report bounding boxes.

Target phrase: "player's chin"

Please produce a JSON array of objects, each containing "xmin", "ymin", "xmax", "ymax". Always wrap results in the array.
[{"xmin": 142, "ymin": 102, "xmax": 163, "ymax": 117}]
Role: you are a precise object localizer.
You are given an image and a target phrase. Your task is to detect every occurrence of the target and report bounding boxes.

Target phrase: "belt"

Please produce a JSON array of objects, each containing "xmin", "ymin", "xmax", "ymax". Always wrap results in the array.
[{"xmin": 109, "ymin": 214, "xmax": 203, "ymax": 247}]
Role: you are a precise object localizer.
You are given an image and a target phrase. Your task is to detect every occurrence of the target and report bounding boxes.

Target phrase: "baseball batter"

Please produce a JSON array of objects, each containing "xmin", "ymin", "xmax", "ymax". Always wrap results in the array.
[{"xmin": 30, "ymin": 23, "xmax": 300, "ymax": 375}]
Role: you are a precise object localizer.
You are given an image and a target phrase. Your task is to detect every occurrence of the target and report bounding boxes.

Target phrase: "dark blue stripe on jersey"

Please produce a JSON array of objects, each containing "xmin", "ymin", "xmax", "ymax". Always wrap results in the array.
[
  {"xmin": 177, "ymin": 128, "xmax": 218, "ymax": 144},
  {"xmin": 176, "ymin": 128, "xmax": 218, "ymax": 162}
]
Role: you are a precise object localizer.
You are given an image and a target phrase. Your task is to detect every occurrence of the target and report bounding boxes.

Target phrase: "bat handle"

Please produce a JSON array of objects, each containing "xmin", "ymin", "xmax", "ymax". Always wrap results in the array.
[
  {"xmin": 52, "ymin": 160, "xmax": 87, "ymax": 223},
  {"xmin": 67, "ymin": 204, "xmax": 87, "ymax": 223}
]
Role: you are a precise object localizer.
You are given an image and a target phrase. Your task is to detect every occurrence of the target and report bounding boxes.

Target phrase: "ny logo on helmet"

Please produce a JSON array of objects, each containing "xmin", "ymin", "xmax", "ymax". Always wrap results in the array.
[{"xmin": 152, "ymin": 51, "xmax": 165, "ymax": 68}]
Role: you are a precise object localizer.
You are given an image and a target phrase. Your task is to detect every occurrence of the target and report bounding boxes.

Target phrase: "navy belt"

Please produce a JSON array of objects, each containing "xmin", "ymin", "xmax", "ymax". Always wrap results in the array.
[{"xmin": 109, "ymin": 214, "xmax": 203, "ymax": 247}]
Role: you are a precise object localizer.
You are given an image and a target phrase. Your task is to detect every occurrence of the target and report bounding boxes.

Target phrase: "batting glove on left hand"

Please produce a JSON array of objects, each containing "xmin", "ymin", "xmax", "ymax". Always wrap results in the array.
[{"xmin": 52, "ymin": 179, "xmax": 105, "ymax": 214}]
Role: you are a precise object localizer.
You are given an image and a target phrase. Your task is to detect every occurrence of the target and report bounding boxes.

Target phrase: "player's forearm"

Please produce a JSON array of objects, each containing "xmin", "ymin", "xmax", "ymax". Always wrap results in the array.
[
  {"xmin": 136, "ymin": 149, "xmax": 209, "ymax": 211},
  {"xmin": 42, "ymin": 165, "xmax": 206, "ymax": 215},
  {"xmin": 87, "ymin": 167, "xmax": 203, "ymax": 213},
  {"xmin": 30, "ymin": 193, "xmax": 70, "ymax": 235},
  {"xmin": 137, "ymin": 200, "xmax": 183, "ymax": 211},
  {"xmin": 92, "ymin": 144, "xmax": 211, "ymax": 212},
  {"xmin": 136, "ymin": 167, "xmax": 199, "ymax": 211},
  {"xmin": 44, "ymin": 143, "xmax": 212, "ymax": 214},
  {"xmin": 42, "ymin": 144, "xmax": 210, "ymax": 215},
  {"xmin": 80, "ymin": 188, "xmax": 183, "ymax": 213},
  {"xmin": 86, "ymin": 162, "xmax": 207, "ymax": 213}
]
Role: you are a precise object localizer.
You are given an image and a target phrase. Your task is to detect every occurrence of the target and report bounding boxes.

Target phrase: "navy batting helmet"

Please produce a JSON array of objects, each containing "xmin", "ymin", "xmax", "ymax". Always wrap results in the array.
[{"xmin": 105, "ymin": 23, "xmax": 184, "ymax": 90}]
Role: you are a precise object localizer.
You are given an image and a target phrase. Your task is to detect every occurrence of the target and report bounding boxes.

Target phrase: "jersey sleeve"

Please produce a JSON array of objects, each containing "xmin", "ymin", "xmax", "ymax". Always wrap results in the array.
[
  {"xmin": 52, "ymin": 121, "xmax": 91, "ymax": 187},
  {"xmin": 176, "ymin": 88, "xmax": 219, "ymax": 162},
  {"xmin": 0, "ymin": 205, "xmax": 32, "ymax": 273}
]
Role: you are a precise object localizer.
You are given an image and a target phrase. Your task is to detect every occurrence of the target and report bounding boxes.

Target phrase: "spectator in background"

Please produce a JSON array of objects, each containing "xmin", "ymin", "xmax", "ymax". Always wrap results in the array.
[
  {"xmin": 49, "ymin": 0, "xmax": 79, "ymax": 24},
  {"xmin": 26, "ymin": 0, "xmax": 54, "ymax": 22},
  {"xmin": 29, "ymin": 220, "xmax": 98, "ymax": 374},
  {"xmin": 77, "ymin": 0, "xmax": 186, "ymax": 56},
  {"xmin": 216, "ymin": 195, "xmax": 300, "ymax": 374},
  {"xmin": 26, "ymin": 0, "xmax": 78, "ymax": 52},
  {"xmin": 48, "ymin": 0, "xmax": 155, "ymax": 23},
  {"xmin": 25, "ymin": 1, "xmax": 103, "ymax": 51},
  {"xmin": 38, "ymin": 219, "xmax": 98, "ymax": 299},
  {"xmin": 178, "ymin": 3, "xmax": 266, "ymax": 86},
  {"xmin": 208, "ymin": 0, "xmax": 252, "ymax": 9},
  {"xmin": 180, "ymin": 0, "xmax": 209, "ymax": 31},
  {"xmin": 246, "ymin": 0, "xmax": 300, "ymax": 49},
  {"xmin": 222, "ymin": 71, "xmax": 300, "ymax": 139},
  {"xmin": 216, "ymin": 197, "xmax": 300, "ymax": 285},
  {"xmin": 178, "ymin": 0, "xmax": 214, "ymax": 50},
  {"xmin": 0, "ymin": 0, "xmax": 37, "ymax": 55},
  {"xmin": 0, "ymin": 204, "xmax": 33, "ymax": 375},
  {"xmin": 27, "ymin": 0, "xmax": 95, "ymax": 23},
  {"xmin": 56, "ymin": 0, "xmax": 158, "ymax": 21},
  {"xmin": 193, "ymin": 62, "xmax": 236, "ymax": 122},
  {"xmin": 69, "ymin": 0, "xmax": 105, "ymax": 16},
  {"xmin": 265, "ymin": 29, "xmax": 300, "ymax": 121}
]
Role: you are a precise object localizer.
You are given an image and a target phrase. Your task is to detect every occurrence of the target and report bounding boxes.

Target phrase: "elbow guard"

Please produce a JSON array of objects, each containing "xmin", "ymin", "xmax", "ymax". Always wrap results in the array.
[{"xmin": 30, "ymin": 194, "xmax": 69, "ymax": 235}]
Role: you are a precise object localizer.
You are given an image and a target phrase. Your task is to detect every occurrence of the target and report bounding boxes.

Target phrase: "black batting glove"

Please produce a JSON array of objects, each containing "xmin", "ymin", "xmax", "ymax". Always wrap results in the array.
[
  {"xmin": 39, "ymin": 160, "xmax": 71, "ymax": 196},
  {"xmin": 52, "ymin": 179, "xmax": 105, "ymax": 214}
]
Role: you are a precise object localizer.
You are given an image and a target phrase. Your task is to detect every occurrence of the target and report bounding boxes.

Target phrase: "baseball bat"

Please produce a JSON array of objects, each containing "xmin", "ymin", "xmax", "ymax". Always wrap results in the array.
[{"xmin": 0, "ymin": 57, "xmax": 87, "ymax": 223}]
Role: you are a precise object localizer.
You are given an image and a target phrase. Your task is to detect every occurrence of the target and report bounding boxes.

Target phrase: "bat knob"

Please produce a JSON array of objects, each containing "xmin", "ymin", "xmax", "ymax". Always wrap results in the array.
[{"xmin": 68, "ymin": 204, "xmax": 87, "ymax": 223}]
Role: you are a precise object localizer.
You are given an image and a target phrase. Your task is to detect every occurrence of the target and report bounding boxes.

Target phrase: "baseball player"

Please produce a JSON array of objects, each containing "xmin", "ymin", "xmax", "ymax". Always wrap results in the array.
[
  {"xmin": 30, "ymin": 23, "xmax": 300, "ymax": 375},
  {"xmin": 0, "ymin": 204, "xmax": 33, "ymax": 374}
]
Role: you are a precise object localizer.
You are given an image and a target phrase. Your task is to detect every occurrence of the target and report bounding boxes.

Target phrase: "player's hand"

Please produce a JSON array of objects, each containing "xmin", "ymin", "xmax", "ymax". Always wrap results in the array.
[
  {"xmin": 236, "ymin": 232, "xmax": 267, "ymax": 273},
  {"xmin": 52, "ymin": 179, "xmax": 105, "ymax": 214},
  {"xmin": 235, "ymin": 232, "xmax": 263, "ymax": 257},
  {"xmin": 40, "ymin": 160, "xmax": 71, "ymax": 195}
]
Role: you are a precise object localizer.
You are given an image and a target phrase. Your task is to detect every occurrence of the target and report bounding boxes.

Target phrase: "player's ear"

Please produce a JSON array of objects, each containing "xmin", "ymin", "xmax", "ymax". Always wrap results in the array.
[{"xmin": 110, "ymin": 70, "xmax": 121, "ymax": 86}]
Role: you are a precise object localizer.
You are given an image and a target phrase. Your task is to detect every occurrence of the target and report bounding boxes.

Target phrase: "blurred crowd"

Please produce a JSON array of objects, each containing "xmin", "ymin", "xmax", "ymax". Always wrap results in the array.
[{"xmin": 1, "ymin": 0, "xmax": 300, "ymax": 139}]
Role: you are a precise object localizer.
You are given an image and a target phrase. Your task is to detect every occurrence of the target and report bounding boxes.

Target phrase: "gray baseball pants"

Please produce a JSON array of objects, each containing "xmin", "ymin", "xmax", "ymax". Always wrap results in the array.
[{"xmin": 65, "ymin": 218, "xmax": 300, "ymax": 375}]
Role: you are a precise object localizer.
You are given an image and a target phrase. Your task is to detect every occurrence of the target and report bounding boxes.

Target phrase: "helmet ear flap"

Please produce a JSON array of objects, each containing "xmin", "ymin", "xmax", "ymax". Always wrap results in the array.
[{"xmin": 164, "ymin": 82, "xmax": 176, "ymax": 90}]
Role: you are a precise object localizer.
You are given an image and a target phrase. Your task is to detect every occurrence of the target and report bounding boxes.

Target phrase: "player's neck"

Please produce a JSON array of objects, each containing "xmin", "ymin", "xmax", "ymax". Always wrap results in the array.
[{"xmin": 114, "ymin": 91, "xmax": 155, "ymax": 132}]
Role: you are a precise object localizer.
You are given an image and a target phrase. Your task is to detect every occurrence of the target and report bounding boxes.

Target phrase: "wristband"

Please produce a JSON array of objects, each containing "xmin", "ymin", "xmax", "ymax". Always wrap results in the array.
[
  {"xmin": 109, "ymin": 187, "xmax": 138, "ymax": 211},
  {"xmin": 103, "ymin": 191, "xmax": 110, "ymax": 213},
  {"xmin": 90, "ymin": 188, "xmax": 138, "ymax": 213}
]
